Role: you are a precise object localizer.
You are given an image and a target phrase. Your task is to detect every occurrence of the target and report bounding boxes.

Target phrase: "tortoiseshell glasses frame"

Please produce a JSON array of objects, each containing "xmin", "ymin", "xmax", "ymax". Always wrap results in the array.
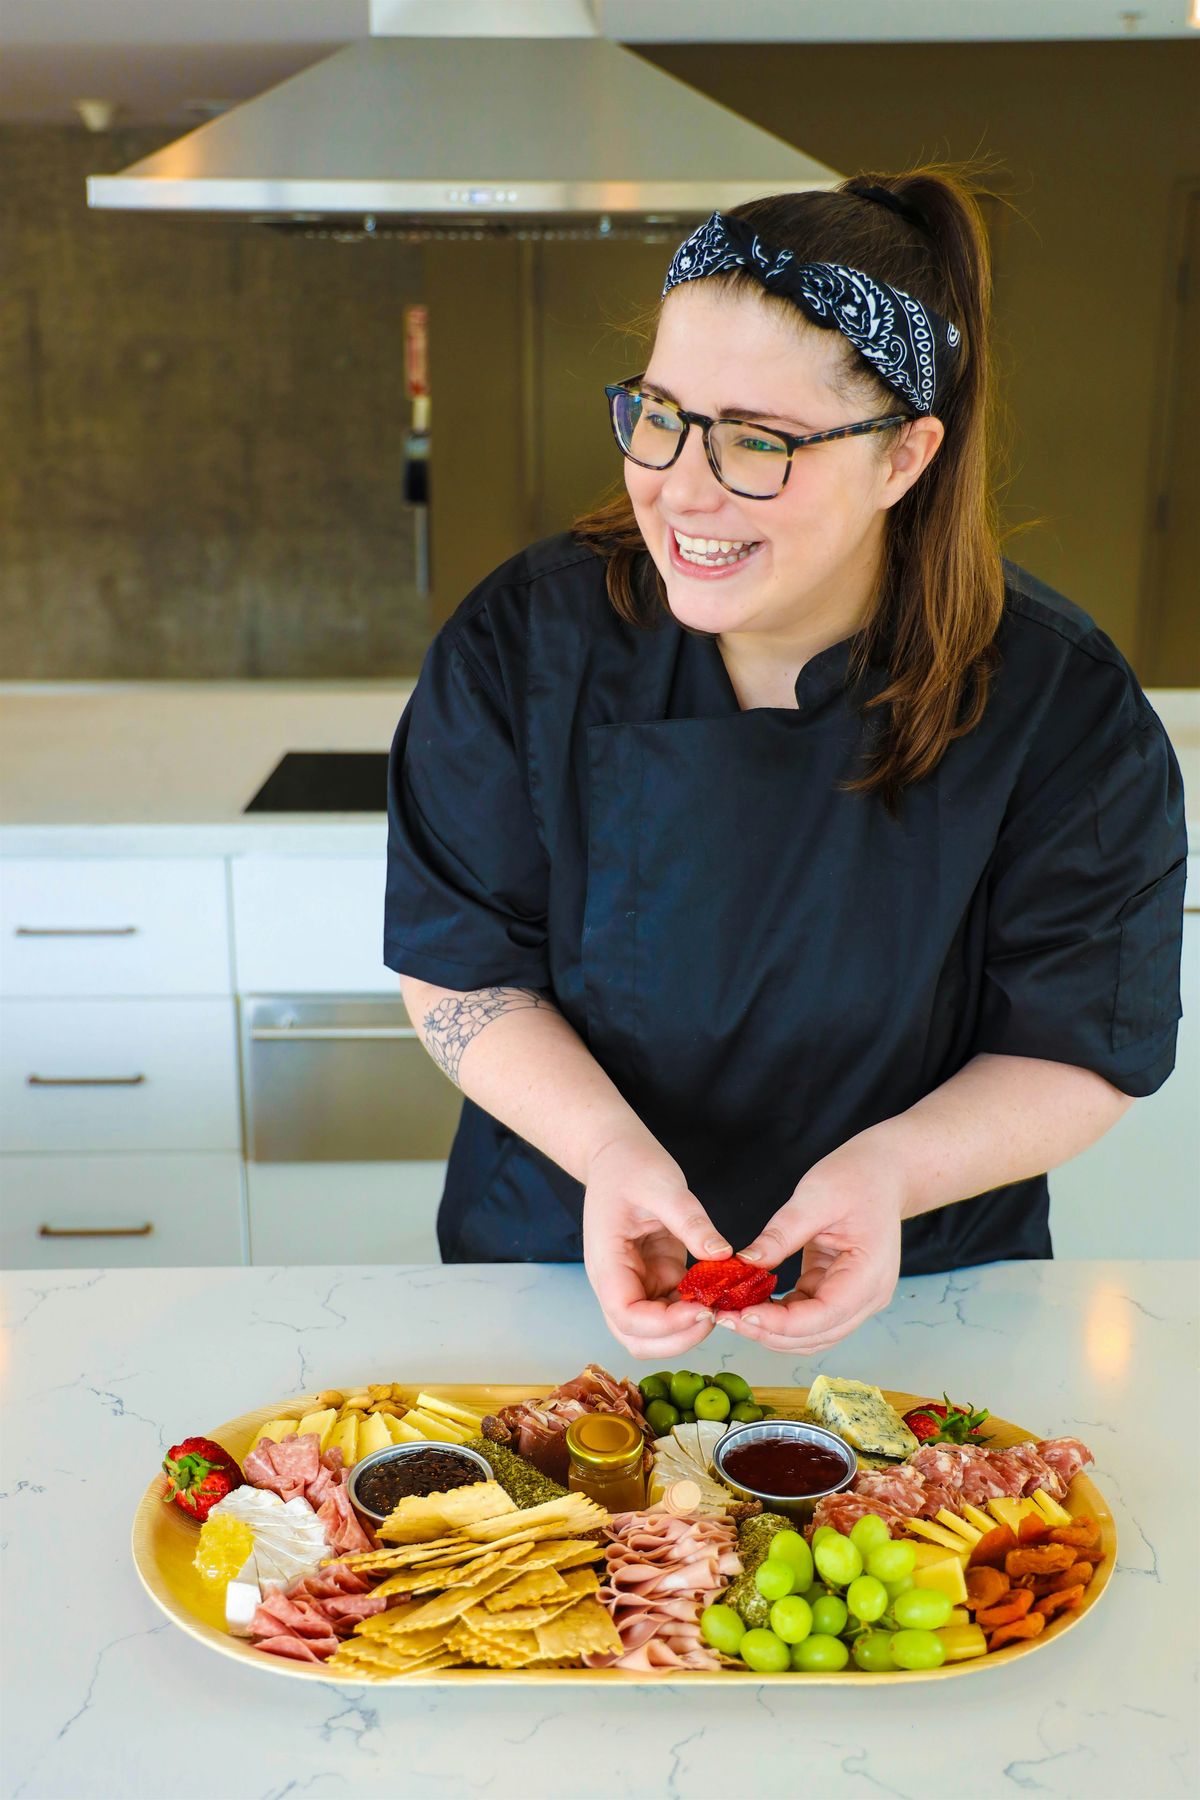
[{"xmin": 604, "ymin": 372, "xmax": 915, "ymax": 499}]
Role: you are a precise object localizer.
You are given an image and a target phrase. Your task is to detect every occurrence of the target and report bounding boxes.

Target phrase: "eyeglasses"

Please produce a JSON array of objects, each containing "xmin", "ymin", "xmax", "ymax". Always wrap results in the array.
[{"xmin": 604, "ymin": 373, "xmax": 914, "ymax": 500}]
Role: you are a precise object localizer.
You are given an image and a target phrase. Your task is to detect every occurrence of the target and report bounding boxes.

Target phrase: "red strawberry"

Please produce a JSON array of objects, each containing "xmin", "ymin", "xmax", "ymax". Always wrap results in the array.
[
  {"xmin": 678, "ymin": 1256, "xmax": 776, "ymax": 1311},
  {"xmin": 902, "ymin": 1395, "xmax": 989, "ymax": 1446},
  {"xmin": 720, "ymin": 1268, "xmax": 778, "ymax": 1311},
  {"xmin": 161, "ymin": 1436, "xmax": 244, "ymax": 1523}
]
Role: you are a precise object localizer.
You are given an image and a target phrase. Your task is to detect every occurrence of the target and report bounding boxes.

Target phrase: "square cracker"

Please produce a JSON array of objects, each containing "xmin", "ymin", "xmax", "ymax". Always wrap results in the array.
[
  {"xmin": 380, "ymin": 1482, "xmax": 516, "ymax": 1542},
  {"xmin": 386, "ymin": 1563, "xmax": 520, "ymax": 1634}
]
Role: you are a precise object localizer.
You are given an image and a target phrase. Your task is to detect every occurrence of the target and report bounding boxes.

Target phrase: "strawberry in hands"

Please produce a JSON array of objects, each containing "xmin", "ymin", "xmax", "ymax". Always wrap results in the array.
[
  {"xmin": 902, "ymin": 1394, "xmax": 990, "ymax": 1445},
  {"xmin": 162, "ymin": 1436, "xmax": 244, "ymax": 1522}
]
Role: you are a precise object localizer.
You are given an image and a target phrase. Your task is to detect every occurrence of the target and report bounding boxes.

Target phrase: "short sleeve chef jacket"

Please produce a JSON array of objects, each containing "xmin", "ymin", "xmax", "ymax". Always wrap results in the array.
[{"xmin": 384, "ymin": 531, "xmax": 1188, "ymax": 1283}]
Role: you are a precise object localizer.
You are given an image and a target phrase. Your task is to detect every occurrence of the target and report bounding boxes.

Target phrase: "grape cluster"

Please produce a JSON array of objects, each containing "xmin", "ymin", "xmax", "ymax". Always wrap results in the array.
[{"xmin": 701, "ymin": 1514, "xmax": 953, "ymax": 1673}]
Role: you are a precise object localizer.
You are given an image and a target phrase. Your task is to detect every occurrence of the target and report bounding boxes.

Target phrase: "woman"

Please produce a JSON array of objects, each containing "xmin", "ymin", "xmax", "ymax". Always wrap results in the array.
[{"xmin": 383, "ymin": 171, "xmax": 1187, "ymax": 1360}]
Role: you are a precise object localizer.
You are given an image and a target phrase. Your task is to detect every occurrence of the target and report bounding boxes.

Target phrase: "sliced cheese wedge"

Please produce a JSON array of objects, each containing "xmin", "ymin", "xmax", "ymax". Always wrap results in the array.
[
  {"xmin": 1030, "ymin": 1487, "xmax": 1073, "ymax": 1527},
  {"xmin": 903, "ymin": 1517, "xmax": 971, "ymax": 1554},
  {"xmin": 960, "ymin": 1502, "xmax": 994, "ymax": 1534},
  {"xmin": 934, "ymin": 1507, "xmax": 982, "ymax": 1546},
  {"xmin": 415, "ymin": 1393, "xmax": 485, "ymax": 1428}
]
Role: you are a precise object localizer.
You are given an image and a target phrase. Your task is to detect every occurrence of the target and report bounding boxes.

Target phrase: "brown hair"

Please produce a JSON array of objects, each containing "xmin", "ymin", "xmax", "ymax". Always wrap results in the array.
[{"xmin": 569, "ymin": 163, "xmax": 1016, "ymax": 812}]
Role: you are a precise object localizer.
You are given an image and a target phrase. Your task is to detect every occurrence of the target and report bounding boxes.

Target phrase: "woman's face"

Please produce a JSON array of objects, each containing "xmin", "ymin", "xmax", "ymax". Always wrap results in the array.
[{"xmin": 625, "ymin": 284, "xmax": 936, "ymax": 645}]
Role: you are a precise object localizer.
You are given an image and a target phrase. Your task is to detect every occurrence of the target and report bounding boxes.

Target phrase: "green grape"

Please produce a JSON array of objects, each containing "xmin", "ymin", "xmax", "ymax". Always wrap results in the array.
[
  {"xmin": 729, "ymin": 1402, "xmax": 764, "ymax": 1424},
  {"xmin": 740, "ymin": 1628, "xmax": 791, "ymax": 1673},
  {"xmin": 644, "ymin": 1398, "xmax": 680, "ymax": 1436},
  {"xmin": 813, "ymin": 1533, "xmax": 863, "ymax": 1589},
  {"xmin": 678, "ymin": 1409, "xmax": 697, "ymax": 1423},
  {"xmin": 694, "ymin": 1385, "xmax": 731, "ymax": 1422},
  {"xmin": 754, "ymin": 1560, "xmax": 795, "ymax": 1602},
  {"xmin": 801, "ymin": 1581, "xmax": 829, "ymax": 1606},
  {"xmin": 768, "ymin": 1596, "xmax": 813, "ymax": 1645},
  {"xmin": 809, "ymin": 1595, "xmax": 849, "ymax": 1637},
  {"xmin": 638, "ymin": 1374, "xmax": 670, "ymax": 1404},
  {"xmin": 884, "ymin": 1574, "xmax": 914, "ymax": 1601},
  {"xmin": 865, "ymin": 1540, "xmax": 917, "ymax": 1584},
  {"xmin": 700, "ymin": 1603, "xmax": 746, "ymax": 1656},
  {"xmin": 713, "ymin": 1372, "xmax": 752, "ymax": 1402},
  {"xmin": 852, "ymin": 1632, "xmax": 897, "ymax": 1672},
  {"xmin": 791, "ymin": 1633, "xmax": 850, "ymax": 1672},
  {"xmin": 651, "ymin": 1371, "xmax": 674, "ymax": 1386},
  {"xmin": 849, "ymin": 1514, "xmax": 892, "ymax": 1556},
  {"xmin": 811, "ymin": 1525, "xmax": 840, "ymax": 1547},
  {"xmin": 669, "ymin": 1371, "xmax": 706, "ymax": 1410},
  {"xmin": 890, "ymin": 1628, "xmax": 946, "ymax": 1671},
  {"xmin": 892, "ymin": 1587, "xmax": 953, "ymax": 1631},
  {"xmin": 768, "ymin": 1530, "xmax": 813, "ymax": 1589},
  {"xmin": 845, "ymin": 1575, "xmax": 889, "ymax": 1623}
]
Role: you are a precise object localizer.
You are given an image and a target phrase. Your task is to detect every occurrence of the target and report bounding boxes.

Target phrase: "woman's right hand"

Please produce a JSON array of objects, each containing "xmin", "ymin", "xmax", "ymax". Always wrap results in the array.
[{"xmin": 582, "ymin": 1134, "xmax": 731, "ymax": 1358}]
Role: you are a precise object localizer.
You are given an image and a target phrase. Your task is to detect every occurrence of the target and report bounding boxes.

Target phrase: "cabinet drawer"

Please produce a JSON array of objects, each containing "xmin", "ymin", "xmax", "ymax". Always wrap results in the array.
[
  {"xmin": 0, "ymin": 859, "xmax": 231, "ymax": 996},
  {"xmin": 0, "ymin": 999, "xmax": 241, "ymax": 1152},
  {"xmin": 232, "ymin": 855, "xmax": 390, "ymax": 993},
  {"xmin": 247, "ymin": 1161, "xmax": 443, "ymax": 1265},
  {"xmin": 0, "ymin": 1153, "xmax": 245, "ymax": 1269}
]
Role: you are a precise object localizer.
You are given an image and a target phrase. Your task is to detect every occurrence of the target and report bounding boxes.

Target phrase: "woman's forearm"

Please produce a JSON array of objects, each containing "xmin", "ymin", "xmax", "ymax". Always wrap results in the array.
[
  {"xmin": 398, "ymin": 974, "xmax": 658, "ymax": 1186},
  {"xmin": 862, "ymin": 1051, "xmax": 1136, "ymax": 1220}
]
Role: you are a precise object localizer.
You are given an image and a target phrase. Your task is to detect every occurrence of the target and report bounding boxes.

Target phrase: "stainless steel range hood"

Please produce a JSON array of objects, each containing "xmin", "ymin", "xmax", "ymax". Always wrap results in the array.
[{"xmin": 86, "ymin": 4, "xmax": 840, "ymax": 238}]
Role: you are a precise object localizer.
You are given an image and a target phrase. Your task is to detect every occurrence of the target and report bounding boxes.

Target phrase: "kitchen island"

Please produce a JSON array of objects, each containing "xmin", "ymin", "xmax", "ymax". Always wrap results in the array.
[{"xmin": 1, "ymin": 1260, "xmax": 1195, "ymax": 1800}]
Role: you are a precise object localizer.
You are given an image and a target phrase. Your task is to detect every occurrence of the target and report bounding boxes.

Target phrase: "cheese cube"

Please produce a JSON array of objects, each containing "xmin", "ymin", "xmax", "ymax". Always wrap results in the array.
[{"xmin": 909, "ymin": 1548, "xmax": 968, "ymax": 1603}]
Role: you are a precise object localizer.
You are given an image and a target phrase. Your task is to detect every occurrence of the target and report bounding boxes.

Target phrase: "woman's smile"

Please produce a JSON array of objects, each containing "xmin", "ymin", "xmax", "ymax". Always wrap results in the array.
[{"xmin": 666, "ymin": 524, "xmax": 766, "ymax": 579}]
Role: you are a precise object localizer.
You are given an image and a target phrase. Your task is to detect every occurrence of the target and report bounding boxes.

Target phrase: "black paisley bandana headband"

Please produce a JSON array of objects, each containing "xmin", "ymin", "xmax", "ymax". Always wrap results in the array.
[{"xmin": 661, "ymin": 210, "xmax": 961, "ymax": 417}]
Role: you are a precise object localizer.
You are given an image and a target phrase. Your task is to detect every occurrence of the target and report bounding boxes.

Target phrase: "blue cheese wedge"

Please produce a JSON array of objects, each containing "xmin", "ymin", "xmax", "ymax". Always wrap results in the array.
[{"xmin": 806, "ymin": 1375, "xmax": 919, "ymax": 1460}]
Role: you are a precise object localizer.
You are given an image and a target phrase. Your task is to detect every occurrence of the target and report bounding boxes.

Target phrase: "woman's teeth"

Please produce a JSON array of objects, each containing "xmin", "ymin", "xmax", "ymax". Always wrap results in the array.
[{"xmin": 673, "ymin": 530, "xmax": 761, "ymax": 567}]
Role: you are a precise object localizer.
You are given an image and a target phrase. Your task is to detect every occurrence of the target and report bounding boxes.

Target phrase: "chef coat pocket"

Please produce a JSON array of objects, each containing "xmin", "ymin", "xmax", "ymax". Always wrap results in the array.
[{"xmin": 1111, "ymin": 854, "xmax": 1187, "ymax": 1049}]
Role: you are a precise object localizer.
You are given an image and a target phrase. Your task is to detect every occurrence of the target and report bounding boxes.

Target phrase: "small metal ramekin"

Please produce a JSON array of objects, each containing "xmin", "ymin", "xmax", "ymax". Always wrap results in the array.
[
  {"xmin": 346, "ymin": 1441, "xmax": 493, "ymax": 1524},
  {"xmin": 712, "ymin": 1420, "xmax": 857, "ymax": 1525}
]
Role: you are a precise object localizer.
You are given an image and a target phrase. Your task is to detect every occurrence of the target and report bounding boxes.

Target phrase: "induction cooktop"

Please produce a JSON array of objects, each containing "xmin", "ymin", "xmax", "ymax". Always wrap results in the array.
[{"xmin": 243, "ymin": 752, "xmax": 389, "ymax": 813}]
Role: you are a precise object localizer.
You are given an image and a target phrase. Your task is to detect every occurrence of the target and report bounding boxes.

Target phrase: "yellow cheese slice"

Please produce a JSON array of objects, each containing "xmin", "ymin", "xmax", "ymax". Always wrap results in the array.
[
  {"xmin": 910, "ymin": 1552, "xmax": 968, "ymax": 1603},
  {"xmin": 1030, "ymin": 1487, "xmax": 1073, "ymax": 1527},
  {"xmin": 402, "ymin": 1409, "xmax": 471, "ymax": 1443},
  {"xmin": 415, "ymin": 1393, "xmax": 486, "ymax": 1428},
  {"xmin": 249, "ymin": 1418, "xmax": 299, "ymax": 1453},
  {"xmin": 295, "ymin": 1408, "xmax": 337, "ymax": 1451},
  {"xmin": 934, "ymin": 1507, "xmax": 982, "ymax": 1546},
  {"xmin": 903, "ymin": 1517, "xmax": 971, "ymax": 1553},
  {"xmin": 959, "ymin": 1502, "xmax": 994, "ymax": 1534},
  {"xmin": 326, "ymin": 1413, "xmax": 359, "ymax": 1467},
  {"xmin": 986, "ymin": 1495, "xmax": 1041, "ymax": 1535},
  {"xmin": 385, "ymin": 1414, "xmax": 418, "ymax": 1445},
  {"xmin": 356, "ymin": 1413, "xmax": 393, "ymax": 1461}
]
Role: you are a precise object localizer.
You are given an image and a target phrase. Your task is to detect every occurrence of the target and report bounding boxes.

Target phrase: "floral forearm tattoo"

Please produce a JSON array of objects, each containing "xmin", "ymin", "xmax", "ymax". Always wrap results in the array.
[{"xmin": 421, "ymin": 985, "xmax": 552, "ymax": 1085}]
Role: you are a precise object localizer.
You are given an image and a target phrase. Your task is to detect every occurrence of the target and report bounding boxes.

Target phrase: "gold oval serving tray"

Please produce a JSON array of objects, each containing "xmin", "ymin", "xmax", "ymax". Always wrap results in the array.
[{"xmin": 132, "ymin": 1385, "xmax": 1116, "ymax": 1686}]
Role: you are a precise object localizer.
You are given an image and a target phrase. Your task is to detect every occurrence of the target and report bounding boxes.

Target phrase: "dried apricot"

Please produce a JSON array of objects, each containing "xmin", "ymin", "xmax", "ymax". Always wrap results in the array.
[
  {"xmin": 987, "ymin": 1612, "xmax": 1045, "ymax": 1650},
  {"xmin": 976, "ymin": 1588, "xmax": 1035, "ymax": 1627}
]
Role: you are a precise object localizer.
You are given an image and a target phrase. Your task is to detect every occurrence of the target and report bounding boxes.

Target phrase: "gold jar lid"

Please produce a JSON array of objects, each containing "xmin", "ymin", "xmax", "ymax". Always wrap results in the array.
[{"xmin": 565, "ymin": 1412, "xmax": 643, "ymax": 1468}]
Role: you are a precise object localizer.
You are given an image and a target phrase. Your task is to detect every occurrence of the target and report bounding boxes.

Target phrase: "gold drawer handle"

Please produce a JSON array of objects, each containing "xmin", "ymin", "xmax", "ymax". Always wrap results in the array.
[
  {"xmin": 27, "ymin": 1073, "xmax": 147, "ymax": 1087},
  {"xmin": 39, "ymin": 1222, "xmax": 153, "ymax": 1238},
  {"xmin": 15, "ymin": 926, "xmax": 139, "ymax": 937}
]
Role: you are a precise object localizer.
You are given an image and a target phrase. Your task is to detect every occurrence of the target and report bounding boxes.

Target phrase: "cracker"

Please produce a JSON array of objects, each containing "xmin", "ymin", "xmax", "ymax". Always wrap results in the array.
[
  {"xmin": 386, "ymin": 1563, "xmax": 520, "ymax": 1633},
  {"xmin": 462, "ymin": 1494, "xmax": 604, "ymax": 1543},
  {"xmin": 535, "ymin": 1596, "xmax": 623, "ymax": 1660},
  {"xmin": 379, "ymin": 1482, "xmax": 516, "ymax": 1542},
  {"xmin": 485, "ymin": 1567, "xmax": 569, "ymax": 1611},
  {"xmin": 542, "ymin": 1539, "xmax": 608, "ymax": 1571}
]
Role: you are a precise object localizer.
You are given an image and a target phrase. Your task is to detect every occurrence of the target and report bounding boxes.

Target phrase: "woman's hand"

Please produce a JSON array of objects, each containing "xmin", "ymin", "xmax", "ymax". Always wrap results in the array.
[
  {"xmin": 719, "ymin": 1131, "xmax": 910, "ymax": 1353},
  {"xmin": 583, "ymin": 1135, "xmax": 732, "ymax": 1358}
]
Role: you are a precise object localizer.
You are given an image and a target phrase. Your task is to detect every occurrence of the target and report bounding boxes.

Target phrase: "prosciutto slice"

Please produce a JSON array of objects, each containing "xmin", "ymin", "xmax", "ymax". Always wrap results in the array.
[
  {"xmin": 583, "ymin": 1509, "xmax": 741, "ymax": 1672},
  {"xmin": 481, "ymin": 1365, "xmax": 651, "ymax": 1484}
]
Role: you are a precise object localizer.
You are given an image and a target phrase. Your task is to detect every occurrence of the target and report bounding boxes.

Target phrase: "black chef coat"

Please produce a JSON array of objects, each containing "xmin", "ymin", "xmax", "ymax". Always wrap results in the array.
[{"xmin": 383, "ymin": 531, "xmax": 1187, "ymax": 1285}]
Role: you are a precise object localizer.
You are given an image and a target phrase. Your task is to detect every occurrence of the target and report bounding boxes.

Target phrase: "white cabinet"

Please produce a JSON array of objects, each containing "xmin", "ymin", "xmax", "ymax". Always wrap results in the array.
[
  {"xmin": 0, "ymin": 858, "xmax": 231, "ymax": 996},
  {"xmin": 231, "ymin": 856, "xmax": 390, "ymax": 993},
  {"xmin": 246, "ymin": 1161, "xmax": 444, "ymax": 1265},
  {"xmin": 0, "ymin": 1153, "xmax": 245, "ymax": 1269},
  {"xmin": 0, "ymin": 998, "xmax": 241, "ymax": 1153},
  {"xmin": 1050, "ymin": 904, "xmax": 1200, "ymax": 1258}
]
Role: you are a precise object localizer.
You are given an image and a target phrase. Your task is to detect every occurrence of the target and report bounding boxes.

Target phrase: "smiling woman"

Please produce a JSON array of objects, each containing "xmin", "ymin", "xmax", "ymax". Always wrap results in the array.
[{"xmin": 383, "ymin": 163, "xmax": 1186, "ymax": 1360}]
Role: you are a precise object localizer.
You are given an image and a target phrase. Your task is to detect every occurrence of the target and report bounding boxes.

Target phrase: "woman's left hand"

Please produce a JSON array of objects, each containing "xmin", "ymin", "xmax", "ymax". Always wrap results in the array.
[{"xmin": 718, "ymin": 1131, "xmax": 909, "ymax": 1353}]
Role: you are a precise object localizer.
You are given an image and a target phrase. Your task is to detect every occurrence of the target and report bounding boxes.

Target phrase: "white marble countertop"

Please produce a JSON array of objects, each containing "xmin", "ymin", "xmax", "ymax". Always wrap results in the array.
[
  {"xmin": 0, "ymin": 681, "xmax": 1195, "ymax": 858},
  {"xmin": 1, "ymin": 1260, "xmax": 1196, "ymax": 1800}
]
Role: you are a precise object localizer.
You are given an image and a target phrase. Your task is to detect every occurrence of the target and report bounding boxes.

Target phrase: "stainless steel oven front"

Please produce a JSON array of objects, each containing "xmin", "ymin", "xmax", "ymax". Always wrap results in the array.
[{"xmin": 240, "ymin": 996, "xmax": 462, "ymax": 1162}]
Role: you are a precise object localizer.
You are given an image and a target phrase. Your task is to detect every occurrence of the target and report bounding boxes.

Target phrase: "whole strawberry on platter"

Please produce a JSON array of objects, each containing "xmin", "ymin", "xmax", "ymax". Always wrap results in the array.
[
  {"xmin": 902, "ymin": 1394, "xmax": 990, "ymax": 1446},
  {"xmin": 162, "ymin": 1436, "xmax": 244, "ymax": 1523}
]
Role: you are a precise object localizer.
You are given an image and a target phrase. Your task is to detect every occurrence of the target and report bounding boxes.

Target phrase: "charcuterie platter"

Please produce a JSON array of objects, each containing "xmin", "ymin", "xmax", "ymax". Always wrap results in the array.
[
  {"xmin": 132, "ymin": 1365, "xmax": 1115, "ymax": 1686},
  {"xmin": 131, "ymin": 1360, "xmax": 1115, "ymax": 1684}
]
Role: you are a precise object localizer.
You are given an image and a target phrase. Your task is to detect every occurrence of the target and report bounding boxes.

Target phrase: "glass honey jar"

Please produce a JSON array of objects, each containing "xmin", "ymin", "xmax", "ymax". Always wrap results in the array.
[{"xmin": 564, "ymin": 1413, "xmax": 646, "ymax": 1512}]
